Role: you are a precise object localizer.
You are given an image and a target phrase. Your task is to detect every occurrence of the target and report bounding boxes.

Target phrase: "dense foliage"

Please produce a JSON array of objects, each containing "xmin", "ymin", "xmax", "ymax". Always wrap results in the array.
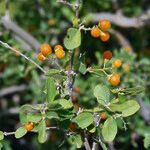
[{"xmin": 0, "ymin": 0, "xmax": 150, "ymax": 150}]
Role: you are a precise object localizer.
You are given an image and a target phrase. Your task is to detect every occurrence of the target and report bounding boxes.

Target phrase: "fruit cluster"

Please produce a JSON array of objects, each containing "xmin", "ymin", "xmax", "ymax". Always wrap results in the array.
[
  {"xmin": 37, "ymin": 43, "xmax": 65, "ymax": 61},
  {"xmin": 91, "ymin": 19, "xmax": 111, "ymax": 42},
  {"xmin": 102, "ymin": 50, "xmax": 121, "ymax": 86}
]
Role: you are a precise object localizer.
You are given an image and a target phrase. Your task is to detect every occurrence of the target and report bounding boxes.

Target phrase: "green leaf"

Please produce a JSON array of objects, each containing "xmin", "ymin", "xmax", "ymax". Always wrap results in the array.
[
  {"xmin": 19, "ymin": 104, "xmax": 34, "ymax": 113},
  {"xmin": 38, "ymin": 120, "xmax": 47, "ymax": 143},
  {"xmin": 72, "ymin": 112, "xmax": 93, "ymax": 129},
  {"xmin": 110, "ymin": 100, "xmax": 140, "ymax": 117},
  {"xmin": 79, "ymin": 63, "xmax": 87, "ymax": 74},
  {"xmin": 0, "ymin": 142, "xmax": 3, "ymax": 150},
  {"xmin": 144, "ymin": 134, "xmax": 150, "ymax": 149},
  {"xmin": 102, "ymin": 117, "xmax": 117, "ymax": 142},
  {"xmin": 27, "ymin": 114, "xmax": 42, "ymax": 123},
  {"xmin": 58, "ymin": 99, "xmax": 73, "ymax": 109},
  {"xmin": 47, "ymin": 102, "xmax": 62, "ymax": 111},
  {"xmin": 68, "ymin": 134, "xmax": 82, "ymax": 148},
  {"xmin": 87, "ymin": 124, "xmax": 96, "ymax": 133},
  {"xmin": 64, "ymin": 28, "xmax": 81, "ymax": 50},
  {"xmin": 46, "ymin": 111, "xmax": 59, "ymax": 119},
  {"xmin": 46, "ymin": 77, "xmax": 57, "ymax": 103},
  {"xmin": 0, "ymin": 131, "xmax": 4, "ymax": 141},
  {"xmin": 15, "ymin": 127, "xmax": 27, "ymax": 139},
  {"xmin": 46, "ymin": 69, "xmax": 62, "ymax": 76},
  {"xmin": 94, "ymin": 85, "xmax": 110, "ymax": 105}
]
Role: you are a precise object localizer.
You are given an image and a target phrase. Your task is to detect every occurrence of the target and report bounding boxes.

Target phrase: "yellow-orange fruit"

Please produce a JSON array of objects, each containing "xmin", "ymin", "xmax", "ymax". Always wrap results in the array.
[
  {"xmin": 24, "ymin": 122, "xmax": 34, "ymax": 132},
  {"xmin": 55, "ymin": 49, "xmax": 65, "ymax": 59},
  {"xmin": 98, "ymin": 19, "xmax": 111, "ymax": 31},
  {"xmin": 108, "ymin": 73, "xmax": 121, "ymax": 86},
  {"xmin": 112, "ymin": 59, "xmax": 122, "ymax": 68},
  {"xmin": 54, "ymin": 45, "xmax": 63, "ymax": 52},
  {"xmin": 37, "ymin": 53, "xmax": 46, "ymax": 61},
  {"xmin": 40, "ymin": 43, "xmax": 52, "ymax": 56},
  {"xmin": 91, "ymin": 27, "xmax": 101, "ymax": 38},
  {"xmin": 100, "ymin": 112, "xmax": 107, "ymax": 120},
  {"xmin": 100, "ymin": 32, "xmax": 110, "ymax": 42}
]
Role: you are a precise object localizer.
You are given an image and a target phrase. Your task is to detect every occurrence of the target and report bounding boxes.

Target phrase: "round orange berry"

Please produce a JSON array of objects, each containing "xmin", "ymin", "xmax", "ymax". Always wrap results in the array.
[
  {"xmin": 112, "ymin": 59, "xmax": 122, "ymax": 68},
  {"xmin": 55, "ymin": 49, "xmax": 65, "ymax": 59},
  {"xmin": 24, "ymin": 122, "xmax": 34, "ymax": 132},
  {"xmin": 40, "ymin": 43, "xmax": 52, "ymax": 56},
  {"xmin": 69, "ymin": 123, "xmax": 77, "ymax": 131},
  {"xmin": 108, "ymin": 73, "xmax": 120, "ymax": 86},
  {"xmin": 100, "ymin": 32, "xmax": 110, "ymax": 42},
  {"xmin": 98, "ymin": 19, "xmax": 111, "ymax": 31},
  {"xmin": 103, "ymin": 51, "xmax": 112, "ymax": 60},
  {"xmin": 54, "ymin": 45, "xmax": 63, "ymax": 51},
  {"xmin": 91, "ymin": 27, "xmax": 101, "ymax": 38},
  {"xmin": 100, "ymin": 112, "xmax": 107, "ymax": 120},
  {"xmin": 37, "ymin": 53, "xmax": 46, "ymax": 61}
]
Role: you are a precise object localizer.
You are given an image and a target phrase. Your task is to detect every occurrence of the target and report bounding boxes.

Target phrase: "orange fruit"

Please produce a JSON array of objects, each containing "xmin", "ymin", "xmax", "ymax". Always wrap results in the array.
[
  {"xmin": 91, "ymin": 27, "xmax": 101, "ymax": 38},
  {"xmin": 37, "ymin": 53, "xmax": 46, "ymax": 61},
  {"xmin": 40, "ymin": 43, "xmax": 52, "ymax": 56},
  {"xmin": 108, "ymin": 73, "xmax": 121, "ymax": 86},
  {"xmin": 98, "ymin": 19, "xmax": 111, "ymax": 31}
]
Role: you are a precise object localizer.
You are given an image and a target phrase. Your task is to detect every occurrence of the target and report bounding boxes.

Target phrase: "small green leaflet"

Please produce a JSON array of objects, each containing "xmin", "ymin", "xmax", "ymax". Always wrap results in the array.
[
  {"xmin": 0, "ymin": 131, "xmax": 4, "ymax": 141},
  {"xmin": 15, "ymin": 127, "xmax": 27, "ymax": 139},
  {"xmin": 27, "ymin": 114, "xmax": 42, "ymax": 123},
  {"xmin": 64, "ymin": 28, "xmax": 81, "ymax": 50},
  {"xmin": 94, "ymin": 85, "xmax": 110, "ymax": 105},
  {"xmin": 102, "ymin": 117, "xmax": 117, "ymax": 142},
  {"xmin": 46, "ymin": 77, "xmax": 57, "ymax": 103},
  {"xmin": 38, "ymin": 120, "xmax": 47, "ymax": 143},
  {"xmin": 46, "ymin": 69, "xmax": 62, "ymax": 76},
  {"xmin": 46, "ymin": 111, "xmax": 59, "ymax": 119},
  {"xmin": 110, "ymin": 100, "xmax": 140, "ymax": 117},
  {"xmin": 58, "ymin": 99, "xmax": 73, "ymax": 109},
  {"xmin": 68, "ymin": 134, "xmax": 82, "ymax": 148},
  {"xmin": 144, "ymin": 134, "xmax": 150, "ymax": 149},
  {"xmin": 79, "ymin": 63, "xmax": 87, "ymax": 74},
  {"xmin": 72, "ymin": 112, "xmax": 93, "ymax": 129},
  {"xmin": 0, "ymin": 142, "xmax": 3, "ymax": 150}
]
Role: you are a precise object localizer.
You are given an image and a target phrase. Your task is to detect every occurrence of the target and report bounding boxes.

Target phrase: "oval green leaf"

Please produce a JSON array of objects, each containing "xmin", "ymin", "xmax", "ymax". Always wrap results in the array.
[
  {"xmin": 72, "ymin": 112, "xmax": 93, "ymax": 129},
  {"xmin": 15, "ymin": 127, "xmax": 27, "ymax": 139},
  {"xmin": 64, "ymin": 28, "xmax": 81, "ymax": 50},
  {"xmin": 0, "ymin": 131, "xmax": 4, "ymax": 141},
  {"xmin": 102, "ymin": 117, "xmax": 117, "ymax": 142}
]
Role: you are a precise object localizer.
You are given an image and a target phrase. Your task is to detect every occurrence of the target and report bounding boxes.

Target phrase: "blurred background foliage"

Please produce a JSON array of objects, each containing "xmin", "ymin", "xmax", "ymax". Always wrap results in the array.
[{"xmin": 0, "ymin": 0, "xmax": 150, "ymax": 150}]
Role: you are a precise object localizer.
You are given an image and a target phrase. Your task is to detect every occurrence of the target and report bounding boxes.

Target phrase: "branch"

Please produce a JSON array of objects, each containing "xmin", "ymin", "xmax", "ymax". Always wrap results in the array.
[
  {"xmin": 0, "ymin": 40, "xmax": 46, "ymax": 74},
  {"xmin": 92, "ymin": 142, "xmax": 99, "ymax": 150},
  {"xmin": 3, "ymin": 126, "xmax": 58, "ymax": 136},
  {"xmin": 92, "ymin": 9, "xmax": 150, "ymax": 28},
  {"xmin": 108, "ymin": 142, "xmax": 116, "ymax": 150},
  {"xmin": 0, "ymin": 84, "xmax": 27, "ymax": 97},
  {"xmin": 57, "ymin": 0, "xmax": 74, "ymax": 8},
  {"xmin": 1, "ymin": 15, "xmax": 41, "ymax": 50},
  {"xmin": 84, "ymin": 137, "xmax": 91, "ymax": 150}
]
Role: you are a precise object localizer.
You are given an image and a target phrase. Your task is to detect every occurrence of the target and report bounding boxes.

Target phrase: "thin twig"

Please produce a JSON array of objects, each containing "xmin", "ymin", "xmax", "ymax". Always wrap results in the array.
[
  {"xmin": 84, "ymin": 137, "xmax": 91, "ymax": 150},
  {"xmin": 0, "ymin": 40, "xmax": 46, "ymax": 74},
  {"xmin": 3, "ymin": 126, "xmax": 58, "ymax": 137},
  {"xmin": 57, "ymin": 0, "xmax": 73, "ymax": 8},
  {"xmin": 0, "ymin": 84, "xmax": 27, "ymax": 97},
  {"xmin": 92, "ymin": 142, "xmax": 99, "ymax": 150},
  {"xmin": 75, "ymin": 0, "xmax": 81, "ymax": 18}
]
